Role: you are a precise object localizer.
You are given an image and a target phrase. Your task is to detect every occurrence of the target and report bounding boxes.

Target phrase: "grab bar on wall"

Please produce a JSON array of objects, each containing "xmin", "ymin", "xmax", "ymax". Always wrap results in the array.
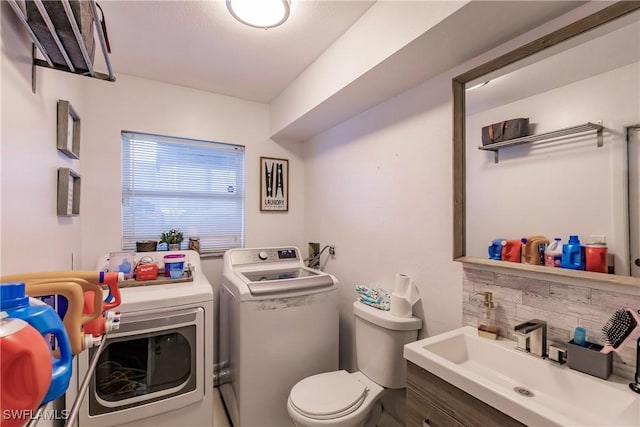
[{"xmin": 6, "ymin": 0, "xmax": 115, "ymax": 92}]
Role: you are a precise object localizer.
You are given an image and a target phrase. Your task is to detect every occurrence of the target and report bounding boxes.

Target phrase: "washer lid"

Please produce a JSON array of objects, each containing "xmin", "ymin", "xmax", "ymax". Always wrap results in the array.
[{"xmin": 289, "ymin": 371, "xmax": 368, "ymax": 419}]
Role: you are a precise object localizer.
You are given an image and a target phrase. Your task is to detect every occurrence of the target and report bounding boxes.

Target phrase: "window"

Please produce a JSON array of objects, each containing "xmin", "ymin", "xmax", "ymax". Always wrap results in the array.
[{"xmin": 121, "ymin": 131, "xmax": 245, "ymax": 254}]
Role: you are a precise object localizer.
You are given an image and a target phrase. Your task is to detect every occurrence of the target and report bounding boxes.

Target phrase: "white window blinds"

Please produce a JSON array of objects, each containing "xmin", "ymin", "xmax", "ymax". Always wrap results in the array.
[{"xmin": 121, "ymin": 131, "xmax": 245, "ymax": 254}]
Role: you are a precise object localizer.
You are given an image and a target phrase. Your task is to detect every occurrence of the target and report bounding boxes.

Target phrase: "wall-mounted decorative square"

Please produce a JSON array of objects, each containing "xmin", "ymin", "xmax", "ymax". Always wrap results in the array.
[
  {"xmin": 57, "ymin": 168, "xmax": 81, "ymax": 216},
  {"xmin": 57, "ymin": 99, "xmax": 80, "ymax": 159}
]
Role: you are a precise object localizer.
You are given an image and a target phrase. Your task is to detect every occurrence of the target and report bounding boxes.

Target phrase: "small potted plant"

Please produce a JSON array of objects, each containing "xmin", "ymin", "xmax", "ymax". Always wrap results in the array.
[{"xmin": 160, "ymin": 229, "xmax": 183, "ymax": 251}]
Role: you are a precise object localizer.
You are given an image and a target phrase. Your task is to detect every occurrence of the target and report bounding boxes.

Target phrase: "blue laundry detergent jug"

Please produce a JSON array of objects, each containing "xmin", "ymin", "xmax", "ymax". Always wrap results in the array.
[
  {"xmin": 0, "ymin": 282, "xmax": 72, "ymax": 404},
  {"xmin": 488, "ymin": 239, "xmax": 505, "ymax": 260},
  {"xmin": 561, "ymin": 235, "xmax": 585, "ymax": 270}
]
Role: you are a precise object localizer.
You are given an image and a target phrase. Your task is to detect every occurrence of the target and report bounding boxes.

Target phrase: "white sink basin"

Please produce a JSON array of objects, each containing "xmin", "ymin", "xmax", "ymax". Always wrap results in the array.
[{"xmin": 404, "ymin": 326, "xmax": 640, "ymax": 426}]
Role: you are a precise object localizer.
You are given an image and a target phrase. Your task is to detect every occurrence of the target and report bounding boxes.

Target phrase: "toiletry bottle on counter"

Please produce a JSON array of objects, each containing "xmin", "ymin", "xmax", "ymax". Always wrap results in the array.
[
  {"xmin": 573, "ymin": 326, "xmax": 587, "ymax": 347},
  {"xmin": 544, "ymin": 238, "xmax": 562, "ymax": 267},
  {"xmin": 561, "ymin": 235, "xmax": 585, "ymax": 270},
  {"xmin": 477, "ymin": 291, "xmax": 497, "ymax": 339}
]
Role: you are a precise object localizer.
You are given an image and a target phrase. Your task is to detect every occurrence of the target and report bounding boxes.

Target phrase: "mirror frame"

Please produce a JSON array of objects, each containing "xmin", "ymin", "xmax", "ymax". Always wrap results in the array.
[{"xmin": 452, "ymin": 1, "xmax": 640, "ymax": 287}]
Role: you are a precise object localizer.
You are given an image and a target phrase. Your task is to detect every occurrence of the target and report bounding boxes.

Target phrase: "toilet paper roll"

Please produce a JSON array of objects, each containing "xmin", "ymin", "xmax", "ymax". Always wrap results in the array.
[
  {"xmin": 394, "ymin": 273, "xmax": 411, "ymax": 296},
  {"xmin": 390, "ymin": 293, "xmax": 412, "ymax": 318}
]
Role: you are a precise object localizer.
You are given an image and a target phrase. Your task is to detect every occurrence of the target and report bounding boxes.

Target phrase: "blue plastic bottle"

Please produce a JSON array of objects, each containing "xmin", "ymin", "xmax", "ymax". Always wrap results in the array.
[
  {"xmin": 561, "ymin": 235, "xmax": 585, "ymax": 270},
  {"xmin": 0, "ymin": 282, "xmax": 73, "ymax": 404},
  {"xmin": 488, "ymin": 239, "xmax": 505, "ymax": 260},
  {"xmin": 573, "ymin": 326, "xmax": 587, "ymax": 347}
]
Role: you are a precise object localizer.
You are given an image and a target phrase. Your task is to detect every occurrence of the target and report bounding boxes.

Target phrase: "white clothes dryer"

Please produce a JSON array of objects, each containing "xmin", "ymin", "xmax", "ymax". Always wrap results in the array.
[
  {"xmin": 219, "ymin": 247, "xmax": 339, "ymax": 427},
  {"xmin": 66, "ymin": 250, "xmax": 214, "ymax": 427}
]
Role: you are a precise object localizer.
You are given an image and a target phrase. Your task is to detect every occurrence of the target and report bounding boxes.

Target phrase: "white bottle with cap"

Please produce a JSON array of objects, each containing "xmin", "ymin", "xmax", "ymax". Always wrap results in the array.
[{"xmin": 544, "ymin": 237, "xmax": 562, "ymax": 267}]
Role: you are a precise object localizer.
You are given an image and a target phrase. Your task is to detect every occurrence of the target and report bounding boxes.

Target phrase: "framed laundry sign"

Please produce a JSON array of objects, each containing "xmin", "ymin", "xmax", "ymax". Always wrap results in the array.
[{"xmin": 260, "ymin": 157, "xmax": 288, "ymax": 211}]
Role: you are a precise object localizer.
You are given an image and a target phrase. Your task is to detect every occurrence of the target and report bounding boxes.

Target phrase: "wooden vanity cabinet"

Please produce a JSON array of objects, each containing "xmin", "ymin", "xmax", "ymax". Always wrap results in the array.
[{"xmin": 406, "ymin": 361, "xmax": 525, "ymax": 427}]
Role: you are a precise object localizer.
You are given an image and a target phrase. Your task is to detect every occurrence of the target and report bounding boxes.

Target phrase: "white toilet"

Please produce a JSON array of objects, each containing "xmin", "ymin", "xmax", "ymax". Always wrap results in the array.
[{"xmin": 287, "ymin": 301, "xmax": 422, "ymax": 427}]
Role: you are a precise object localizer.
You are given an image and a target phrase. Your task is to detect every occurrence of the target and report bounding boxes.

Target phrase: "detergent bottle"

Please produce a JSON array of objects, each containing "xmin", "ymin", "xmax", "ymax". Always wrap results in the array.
[
  {"xmin": 488, "ymin": 239, "xmax": 505, "ymax": 260},
  {"xmin": 0, "ymin": 314, "xmax": 53, "ymax": 427},
  {"xmin": 501, "ymin": 239, "xmax": 522, "ymax": 263},
  {"xmin": 83, "ymin": 271, "xmax": 122, "ymax": 340},
  {"xmin": 521, "ymin": 236, "xmax": 550, "ymax": 265},
  {"xmin": 544, "ymin": 238, "xmax": 563, "ymax": 267},
  {"xmin": 585, "ymin": 238, "xmax": 608, "ymax": 273},
  {"xmin": 25, "ymin": 280, "xmax": 102, "ymax": 355},
  {"xmin": 0, "ymin": 271, "xmax": 123, "ymax": 354},
  {"xmin": 561, "ymin": 235, "xmax": 585, "ymax": 270},
  {"xmin": 0, "ymin": 282, "xmax": 72, "ymax": 404}
]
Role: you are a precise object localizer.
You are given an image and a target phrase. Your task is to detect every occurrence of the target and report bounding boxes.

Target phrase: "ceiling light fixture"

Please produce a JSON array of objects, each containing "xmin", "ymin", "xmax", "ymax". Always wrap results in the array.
[{"xmin": 227, "ymin": 0, "xmax": 291, "ymax": 29}]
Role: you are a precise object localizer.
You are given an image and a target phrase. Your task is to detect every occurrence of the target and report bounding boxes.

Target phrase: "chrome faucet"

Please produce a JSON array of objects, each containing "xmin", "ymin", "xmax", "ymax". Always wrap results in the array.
[{"xmin": 514, "ymin": 319, "xmax": 547, "ymax": 358}]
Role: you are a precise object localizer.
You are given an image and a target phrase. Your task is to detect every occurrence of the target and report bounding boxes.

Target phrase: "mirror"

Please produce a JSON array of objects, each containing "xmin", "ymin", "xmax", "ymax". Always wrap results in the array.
[{"xmin": 453, "ymin": 2, "xmax": 640, "ymax": 283}]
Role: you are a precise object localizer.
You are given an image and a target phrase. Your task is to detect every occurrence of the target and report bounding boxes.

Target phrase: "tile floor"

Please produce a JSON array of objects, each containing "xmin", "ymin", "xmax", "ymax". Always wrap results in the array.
[{"xmin": 213, "ymin": 387, "xmax": 232, "ymax": 427}]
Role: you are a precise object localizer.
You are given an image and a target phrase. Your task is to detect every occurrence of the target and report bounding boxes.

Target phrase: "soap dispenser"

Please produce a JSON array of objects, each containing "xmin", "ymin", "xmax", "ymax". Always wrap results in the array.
[{"xmin": 477, "ymin": 291, "xmax": 498, "ymax": 340}]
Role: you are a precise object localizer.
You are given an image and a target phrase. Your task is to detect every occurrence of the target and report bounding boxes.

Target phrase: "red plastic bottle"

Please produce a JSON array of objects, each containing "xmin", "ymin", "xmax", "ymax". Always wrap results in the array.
[
  {"xmin": 585, "ymin": 243, "xmax": 608, "ymax": 273},
  {"xmin": 501, "ymin": 239, "xmax": 522, "ymax": 263},
  {"xmin": 0, "ymin": 316, "xmax": 52, "ymax": 427}
]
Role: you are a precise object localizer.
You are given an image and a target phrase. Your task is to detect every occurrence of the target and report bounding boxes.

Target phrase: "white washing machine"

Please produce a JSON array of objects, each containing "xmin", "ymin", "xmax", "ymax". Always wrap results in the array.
[
  {"xmin": 66, "ymin": 250, "xmax": 214, "ymax": 427},
  {"xmin": 219, "ymin": 247, "xmax": 339, "ymax": 427}
]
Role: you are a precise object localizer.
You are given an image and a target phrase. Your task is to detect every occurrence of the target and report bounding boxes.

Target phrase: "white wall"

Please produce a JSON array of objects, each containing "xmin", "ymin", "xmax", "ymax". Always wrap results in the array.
[
  {"xmin": 1, "ymin": 2, "xmax": 85, "ymax": 275},
  {"xmin": 303, "ymin": 69, "xmax": 463, "ymax": 371},
  {"xmin": 466, "ymin": 63, "xmax": 639, "ymax": 274},
  {"xmin": 1, "ymin": 3, "xmax": 306, "ymax": 334},
  {"xmin": 300, "ymin": 1, "xmax": 640, "ymax": 375},
  {"xmin": 80, "ymin": 74, "xmax": 306, "ymax": 282}
]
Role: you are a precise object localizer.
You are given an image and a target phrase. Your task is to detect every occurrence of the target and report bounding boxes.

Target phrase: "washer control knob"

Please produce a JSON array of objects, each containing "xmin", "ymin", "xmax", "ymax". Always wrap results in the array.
[{"xmin": 258, "ymin": 251, "xmax": 268, "ymax": 260}]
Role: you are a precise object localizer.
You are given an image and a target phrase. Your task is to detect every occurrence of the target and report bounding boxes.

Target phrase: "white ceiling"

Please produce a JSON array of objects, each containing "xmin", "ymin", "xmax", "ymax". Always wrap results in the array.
[
  {"xmin": 97, "ymin": 0, "xmax": 375, "ymax": 103},
  {"xmin": 466, "ymin": 10, "xmax": 640, "ymax": 115}
]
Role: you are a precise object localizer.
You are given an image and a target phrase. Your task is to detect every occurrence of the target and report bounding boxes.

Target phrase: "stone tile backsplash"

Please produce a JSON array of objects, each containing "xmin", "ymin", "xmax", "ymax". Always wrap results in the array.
[{"xmin": 462, "ymin": 266, "xmax": 640, "ymax": 381}]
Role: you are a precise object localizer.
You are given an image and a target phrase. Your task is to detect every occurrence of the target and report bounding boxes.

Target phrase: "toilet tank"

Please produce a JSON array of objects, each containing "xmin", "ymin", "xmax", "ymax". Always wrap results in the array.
[{"xmin": 353, "ymin": 301, "xmax": 422, "ymax": 389}]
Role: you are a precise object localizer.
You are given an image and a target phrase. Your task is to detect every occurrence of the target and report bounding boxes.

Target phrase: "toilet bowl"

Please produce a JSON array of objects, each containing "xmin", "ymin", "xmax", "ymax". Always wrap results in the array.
[
  {"xmin": 288, "ymin": 301, "xmax": 422, "ymax": 427},
  {"xmin": 287, "ymin": 371, "xmax": 383, "ymax": 427}
]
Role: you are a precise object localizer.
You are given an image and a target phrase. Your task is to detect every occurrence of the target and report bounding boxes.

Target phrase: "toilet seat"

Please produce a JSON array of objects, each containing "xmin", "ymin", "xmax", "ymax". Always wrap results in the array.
[{"xmin": 289, "ymin": 371, "xmax": 369, "ymax": 420}]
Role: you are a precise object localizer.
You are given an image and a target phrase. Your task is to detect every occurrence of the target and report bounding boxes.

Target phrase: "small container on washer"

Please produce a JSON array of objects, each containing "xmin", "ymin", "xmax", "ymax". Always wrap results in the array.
[
  {"xmin": 189, "ymin": 237, "xmax": 200, "ymax": 254},
  {"xmin": 163, "ymin": 254, "xmax": 186, "ymax": 279}
]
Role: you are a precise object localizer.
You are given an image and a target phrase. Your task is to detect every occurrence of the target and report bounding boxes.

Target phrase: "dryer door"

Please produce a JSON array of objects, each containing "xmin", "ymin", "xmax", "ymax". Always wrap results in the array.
[{"xmin": 77, "ymin": 306, "xmax": 204, "ymax": 426}]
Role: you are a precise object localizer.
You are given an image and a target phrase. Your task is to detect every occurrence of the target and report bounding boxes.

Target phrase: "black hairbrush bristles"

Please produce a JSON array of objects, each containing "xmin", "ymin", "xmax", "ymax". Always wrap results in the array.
[{"xmin": 602, "ymin": 309, "xmax": 638, "ymax": 349}]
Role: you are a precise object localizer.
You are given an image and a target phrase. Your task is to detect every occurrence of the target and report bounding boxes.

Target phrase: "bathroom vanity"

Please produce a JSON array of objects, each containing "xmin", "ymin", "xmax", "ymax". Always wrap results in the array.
[
  {"xmin": 403, "ymin": 327, "xmax": 639, "ymax": 427},
  {"xmin": 407, "ymin": 361, "xmax": 523, "ymax": 427}
]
